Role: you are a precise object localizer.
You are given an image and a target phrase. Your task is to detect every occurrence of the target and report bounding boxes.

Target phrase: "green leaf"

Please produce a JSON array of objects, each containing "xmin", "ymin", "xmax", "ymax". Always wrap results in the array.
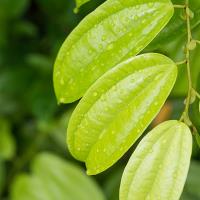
[
  {"xmin": 54, "ymin": 0, "xmax": 174, "ymax": 103},
  {"xmin": 74, "ymin": 0, "xmax": 91, "ymax": 13},
  {"xmin": 67, "ymin": 53, "xmax": 177, "ymax": 175},
  {"xmin": 11, "ymin": 152, "xmax": 105, "ymax": 200},
  {"xmin": 0, "ymin": 118, "xmax": 16, "ymax": 160},
  {"xmin": 120, "ymin": 120, "xmax": 192, "ymax": 200}
]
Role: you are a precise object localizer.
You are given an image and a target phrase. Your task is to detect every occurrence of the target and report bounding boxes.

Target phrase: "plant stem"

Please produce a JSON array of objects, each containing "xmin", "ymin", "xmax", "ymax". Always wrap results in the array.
[
  {"xmin": 174, "ymin": 4, "xmax": 186, "ymax": 8},
  {"xmin": 193, "ymin": 88, "xmax": 200, "ymax": 100},
  {"xmin": 194, "ymin": 40, "xmax": 200, "ymax": 44},
  {"xmin": 176, "ymin": 59, "xmax": 186, "ymax": 65},
  {"xmin": 180, "ymin": 0, "xmax": 193, "ymax": 123}
]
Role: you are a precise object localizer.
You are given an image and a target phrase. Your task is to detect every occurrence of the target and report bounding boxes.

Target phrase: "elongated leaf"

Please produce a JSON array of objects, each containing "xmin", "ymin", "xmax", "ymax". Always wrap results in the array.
[
  {"xmin": 120, "ymin": 120, "xmax": 192, "ymax": 200},
  {"xmin": 11, "ymin": 152, "xmax": 105, "ymax": 200},
  {"xmin": 67, "ymin": 53, "xmax": 177, "ymax": 175},
  {"xmin": 54, "ymin": 0, "xmax": 174, "ymax": 103}
]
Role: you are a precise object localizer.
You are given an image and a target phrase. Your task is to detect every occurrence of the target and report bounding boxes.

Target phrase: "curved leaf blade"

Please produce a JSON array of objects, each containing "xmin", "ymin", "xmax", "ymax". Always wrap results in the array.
[
  {"xmin": 54, "ymin": 0, "xmax": 174, "ymax": 103},
  {"xmin": 67, "ymin": 53, "xmax": 177, "ymax": 175},
  {"xmin": 11, "ymin": 152, "xmax": 105, "ymax": 200},
  {"xmin": 120, "ymin": 120, "xmax": 192, "ymax": 200}
]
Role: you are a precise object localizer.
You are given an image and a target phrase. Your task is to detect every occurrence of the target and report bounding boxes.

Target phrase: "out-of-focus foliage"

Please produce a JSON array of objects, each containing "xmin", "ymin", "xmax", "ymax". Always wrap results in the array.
[
  {"xmin": 0, "ymin": 119, "xmax": 16, "ymax": 160},
  {"xmin": 0, "ymin": 159, "xmax": 5, "ymax": 195},
  {"xmin": 0, "ymin": 0, "xmax": 200, "ymax": 199},
  {"xmin": 182, "ymin": 161, "xmax": 200, "ymax": 200},
  {"xmin": 11, "ymin": 152, "xmax": 105, "ymax": 200}
]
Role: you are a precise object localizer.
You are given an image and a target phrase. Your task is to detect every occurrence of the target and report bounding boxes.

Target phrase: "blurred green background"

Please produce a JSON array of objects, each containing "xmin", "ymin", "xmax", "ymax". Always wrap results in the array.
[{"xmin": 0, "ymin": 0, "xmax": 200, "ymax": 199}]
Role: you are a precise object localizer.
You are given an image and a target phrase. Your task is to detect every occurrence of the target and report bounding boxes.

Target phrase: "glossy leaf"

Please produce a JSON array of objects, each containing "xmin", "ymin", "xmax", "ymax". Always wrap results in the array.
[
  {"xmin": 67, "ymin": 53, "xmax": 177, "ymax": 175},
  {"xmin": 120, "ymin": 120, "xmax": 192, "ymax": 200},
  {"xmin": 54, "ymin": 0, "xmax": 174, "ymax": 103},
  {"xmin": 11, "ymin": 152, "xmax": 105, "ymax": 200}
]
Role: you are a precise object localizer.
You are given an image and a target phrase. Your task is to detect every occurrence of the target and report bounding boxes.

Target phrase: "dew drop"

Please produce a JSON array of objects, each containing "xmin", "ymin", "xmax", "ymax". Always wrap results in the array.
[
  {"xmin": 99, "ymin": 44, "xmax": 103, "ymax": 49},
  {"xmin": 88, "ymin": 49, "xmax": 93, "ymax": 55},
  {"xmin": 149, "ymin": 148, "xmax": 153, "ymax": 153},
  {"xmin": 154, "ymin": 101, "xmax": 158, "ymax": 106},
  {"xmin": 59, "ymin": 97, "xmax": 65, "ymax": 103},
  {"xmin": 173, "ymin": 173, "xmax": 177, "ymax": 179},
  {"xmin": 101, "ymin": 35, "xmax": 107, "ymax": 41},
  {"xmin": 91, "ymin": 66, "xmax": 96, "ymax": 71},
  {"xmin": 162, "ymin": 139, "xmax": 167, "ymax": 144},
  {"xmin": 146, "ymin": 195, "xmax": 151, "ymax": 200},
  {"xmin": 93, "ymin": 92, "xmax": 98, "ymax": 97},
  {"xmin": 148, "ymin": 2, "xmax": 154, "ymax": 7},
  {"xmin": 107, "ymin": 43, "xmax": 114, "ymax": 50},
  {"xmin": 134, "ymin": 15, "xmax": 138, "ymax": 20},
  {"xmin": 128, "ymin": 32, "xmax": 133, "ymax": 37},
  {"xmin": 142, "ymin": 19, "xmax": 146, "ymax": 24},
  {"xmin": 56, "ymin": 71, "xmax": 60, "ymax": 77},
  {"xmin": 60, "ymin": 78, "xmax": 64, "ymax": 85}
]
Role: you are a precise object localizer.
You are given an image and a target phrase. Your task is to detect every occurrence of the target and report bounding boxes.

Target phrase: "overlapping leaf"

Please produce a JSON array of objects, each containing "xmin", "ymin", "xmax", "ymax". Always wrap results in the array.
[
  {"xmin": 54, "ymin": 0, "xmax": 174, "ymax": 103},
  {"xmin": 67, "ymin": 53, "xmax": 177, "ymax": 175},
  {"xmin": 120, "ymin": 120, "xmax": 192, "ymax": 200},
  {"xmin": 11, "ymin": 152, "xmax": 105, "ymax": 200}
]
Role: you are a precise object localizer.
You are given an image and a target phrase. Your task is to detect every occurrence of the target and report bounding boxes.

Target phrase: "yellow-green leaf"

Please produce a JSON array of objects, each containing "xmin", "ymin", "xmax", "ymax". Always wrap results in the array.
[
  {"xmin": 67, "ymin": 53, "xmax": 177, "ymax": 175},
  {"xmin": 120, "ymin": 120, "xmax": 192, "ymax": 200},
  {"xmin": 54, "ymin": 0, "xmax": 174, "ymax": 103}
]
